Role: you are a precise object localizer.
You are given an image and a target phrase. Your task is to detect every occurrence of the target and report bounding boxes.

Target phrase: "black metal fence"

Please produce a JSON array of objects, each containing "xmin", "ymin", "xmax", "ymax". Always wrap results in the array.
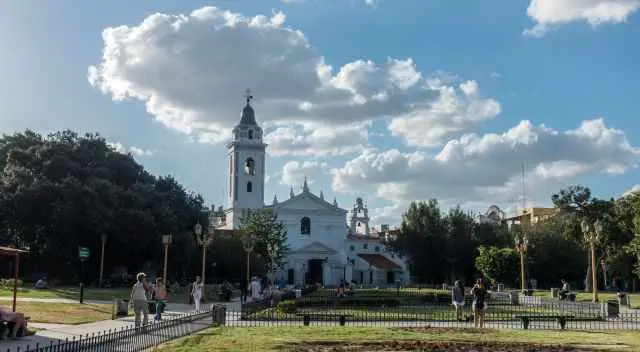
[
  {"xmin": 230, "ymin": 287, "xmax": 640, "ymax": 331},
  {"xmin": 5, "ymin": 287, "xmax": 639, "ymax": 351},
  {"xmin": 4, "ymin": 306, "xmax": 225, "ymax": 352}
]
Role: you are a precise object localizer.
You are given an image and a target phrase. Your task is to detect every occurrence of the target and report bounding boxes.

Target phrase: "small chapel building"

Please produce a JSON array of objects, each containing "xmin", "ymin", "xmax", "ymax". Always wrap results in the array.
[{"xmin": 212, "ymin": 94, "xmax": 410, "ymax": 287}]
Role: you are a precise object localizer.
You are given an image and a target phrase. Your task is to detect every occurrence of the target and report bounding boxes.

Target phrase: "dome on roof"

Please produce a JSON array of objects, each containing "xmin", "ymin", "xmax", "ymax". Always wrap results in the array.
[{"xmin": 240, "ymin": 104, "xmax": 257, "ymax": 125}]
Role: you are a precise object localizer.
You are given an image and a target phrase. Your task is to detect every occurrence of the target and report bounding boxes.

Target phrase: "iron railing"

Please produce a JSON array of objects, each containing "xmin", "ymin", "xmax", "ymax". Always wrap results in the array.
[
  {"xmin": 231, "ymin": 288, "xmax": 639, "ymax": 331},
  {"xmin": 3, "ymin": 306, "xmax": 226, "ymax": 352}
]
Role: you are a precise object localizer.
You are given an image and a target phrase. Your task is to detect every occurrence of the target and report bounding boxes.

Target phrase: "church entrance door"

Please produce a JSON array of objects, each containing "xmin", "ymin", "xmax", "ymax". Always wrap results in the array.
[
  {"xmin": 386, "ymin": 270, "xmax": 395, "ymax": 284},
  {"xmin": 308, "ymin": 259, "xmax": 324, "ymax": 285},
  {"xmin": 287, "ymin": 269, "xmax": 295, "ymax": 285}
]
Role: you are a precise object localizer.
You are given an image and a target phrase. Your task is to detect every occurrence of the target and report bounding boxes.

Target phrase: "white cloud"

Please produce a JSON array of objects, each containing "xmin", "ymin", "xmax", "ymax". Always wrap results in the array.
[
  {"xmin": 88, "ymin": 6, "xmax": 498, "ymax": 155},
  {"xmin": 364, "ymin": 0, "xmax": 379, "ymax": 8},
  {"xmin": 332, "ymin": 118, "xmax": 640, "ymax": 224},
  {"xmin": 265, "ymin": 122, "xmax": 369, "ymax": 157},
  {"xmin": 108, "ymin": 142, "xmax": 155, "ymax": 157},
  {"xmin": 280, "ymin": 160, "xmax": 329, "ymax": 186},
  {"xmin": 622, "ymin": 184, "xmax": 640, "ymax": 197},
  {"xmin": 388, "ymin": 79, "xmax": 501, "ymax": 148},
  {"xmin": 525, "ymin": 0, "xmax": 640, "ymax": 36}
]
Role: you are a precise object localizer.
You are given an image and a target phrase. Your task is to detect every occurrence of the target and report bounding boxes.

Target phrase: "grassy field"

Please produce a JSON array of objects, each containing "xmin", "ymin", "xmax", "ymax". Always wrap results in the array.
[
  {"xmin": 532, "ymin": 290, "xmax": 640, "ymax": 308},
  {"xmin": 155, "ymin": 326, "xmax": 640, "ymax": 351},
  {"xmin": 12, "ymin": 301, "xmax": 114, "ymax": 324},
  {"xmin": 0, "ymin": 286, "xmax": 131, "ymax": 301}
]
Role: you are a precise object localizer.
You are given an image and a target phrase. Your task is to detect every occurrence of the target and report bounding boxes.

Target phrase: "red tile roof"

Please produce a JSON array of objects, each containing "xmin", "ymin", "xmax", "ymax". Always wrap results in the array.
[{"xmin": 357, "ymin": 253, "xmax": 401, "ymax": 270}]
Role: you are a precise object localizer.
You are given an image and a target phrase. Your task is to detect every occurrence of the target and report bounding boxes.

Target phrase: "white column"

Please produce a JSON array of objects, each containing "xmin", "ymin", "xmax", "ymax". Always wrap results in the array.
[
  {"xmin": 345, "ymin": 263, "xmax": 353, "ymax": 283},
  {"xmin": 323, "ymin": 262, "xmax": 332, "ymax": 287},
  {"xmin": 297, "ymin": 262, "xmax": 306, "ymax": 286}
]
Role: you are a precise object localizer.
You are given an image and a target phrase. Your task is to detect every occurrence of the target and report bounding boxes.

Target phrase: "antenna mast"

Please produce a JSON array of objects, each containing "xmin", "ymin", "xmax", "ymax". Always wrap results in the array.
[{"xmin": 521, "ymin": 163, "xmax": 527, "ymax": 210}]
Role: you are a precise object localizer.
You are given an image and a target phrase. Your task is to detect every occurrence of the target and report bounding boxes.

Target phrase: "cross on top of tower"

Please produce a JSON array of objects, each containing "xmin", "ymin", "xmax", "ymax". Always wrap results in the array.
[{"xmin": 244, "ymin": 88, "xmax": 254, "ymax": 105}]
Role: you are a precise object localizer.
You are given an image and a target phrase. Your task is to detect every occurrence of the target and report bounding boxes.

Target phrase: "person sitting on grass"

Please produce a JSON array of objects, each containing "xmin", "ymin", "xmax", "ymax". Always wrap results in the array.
[
  {"xmin": 336, "ymin": 280, "xmax": 345, "ymax": 298},
  {"xmin": 0, "ymin": 305, "xmax": 28, "ymax": 339},
  {"xmin": 34, "ymin": 276, "xmax": 47, "ymax": 289}
]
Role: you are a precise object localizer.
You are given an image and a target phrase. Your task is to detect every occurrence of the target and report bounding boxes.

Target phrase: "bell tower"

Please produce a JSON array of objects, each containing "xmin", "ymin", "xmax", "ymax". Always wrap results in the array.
[
  {"xmin": 349, "ymin": 197, "xmax": 370, "ymax": 236},
  {"xmin": 226, "ymin": 89, "xmax": 267, "ymax": 228}
]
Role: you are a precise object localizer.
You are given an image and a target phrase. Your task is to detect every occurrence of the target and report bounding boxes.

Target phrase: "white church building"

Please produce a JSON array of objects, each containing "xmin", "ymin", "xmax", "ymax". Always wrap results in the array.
[{"xmin": 212, "ymin": 95, "xmax": 410, "ymax": 287}]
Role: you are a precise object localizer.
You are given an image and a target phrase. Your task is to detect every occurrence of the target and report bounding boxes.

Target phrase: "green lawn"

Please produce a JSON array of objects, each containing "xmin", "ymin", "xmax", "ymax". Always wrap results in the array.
[
  {"xmin": 249, "ymin": 305, "xmax": 593, "ymax": 322},
  {"xmin": 12, "ymin": 301, "xmax": 114, "ymax": 324},
  {"xmin": 155, "ymin": 326, "xmax": 640, "ymax": 351},
  {"xmin": 532, "ymin": 290, "xmax": 640, "ymax": 308},
  {"xmin": 0, "ymin": 286, "xmax": 131, "ymax": 301}
]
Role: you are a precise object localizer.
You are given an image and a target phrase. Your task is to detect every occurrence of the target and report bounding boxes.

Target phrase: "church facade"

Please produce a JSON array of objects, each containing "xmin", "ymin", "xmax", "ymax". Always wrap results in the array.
[{"xmin": 213, "ymin": 96, "xmax": 410, "ymax": 287}]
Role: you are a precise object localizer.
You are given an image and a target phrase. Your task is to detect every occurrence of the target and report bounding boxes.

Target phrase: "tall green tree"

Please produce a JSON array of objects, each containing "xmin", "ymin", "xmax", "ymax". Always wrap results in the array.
[
  {"xmin": 475, "ymin": 245, "xmax": 518, "ymax": 286},
  {"xmin": 390, "ymin": 200, "xmax": 448, "ymax": 283},
  {"xmin": 527, "ymin": 219, "xmax": 586, "ymax": 288},
  {"xmin": 238, "ymin": 209, "xmax": 289, "ymax": 274},
  {"xmin": 0, "ymin": 130, "xmax": 206, "ymax": 284},
  {"xmin": 551, "ymin": 185, "xmax": 617, "ymax": 291}
]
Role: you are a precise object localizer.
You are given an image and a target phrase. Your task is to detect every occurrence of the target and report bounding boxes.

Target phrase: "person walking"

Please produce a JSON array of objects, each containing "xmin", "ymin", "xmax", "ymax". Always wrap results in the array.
[
  {"xmin": 451, "ymin": 280, "xmax": 465, "ymax": 322},
  {"xmin": 471, "ymin": 277, "xmax": 489, "ymax": 329},
  {"xmin": 153, "ymin": 277, "xmax": 167, "ymax": 322},
  {"xmin": 130, "ymin": 272, "xmax": 150, "ymax": 329},
  {"xmin": 191, "ymin": 276, "xmax": 204, "ymax": 312}
]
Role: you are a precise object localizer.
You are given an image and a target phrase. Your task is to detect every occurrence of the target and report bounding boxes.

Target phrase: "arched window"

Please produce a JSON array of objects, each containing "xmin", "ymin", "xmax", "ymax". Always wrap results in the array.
[
  {"xmin": 246, "ymin": 181, "xmax": 253, "ymax": 193},
  {"xmin": 300, "ymin": 217, "xmax": 311, "ymax": 235},
  {"xmin": 245, "ymin": 158, "xmax": 255, "ymax": 175},
  {"xmin": 248, "ymin": 129, "xmax": 254, "ymax": 139}
]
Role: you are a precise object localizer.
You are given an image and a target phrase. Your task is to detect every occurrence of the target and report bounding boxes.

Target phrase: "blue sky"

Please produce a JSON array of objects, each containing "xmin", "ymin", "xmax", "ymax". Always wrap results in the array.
[{"xmin": 1, "ymin": 0, "xmax": 639, "ymax": 226}]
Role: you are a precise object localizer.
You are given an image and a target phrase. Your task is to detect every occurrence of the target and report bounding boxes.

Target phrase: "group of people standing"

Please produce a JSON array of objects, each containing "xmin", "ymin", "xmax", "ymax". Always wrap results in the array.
[
  {"xmin": 128, "ymin": 273, "xmax": 168, "ymax": 328},
  {"xmin": 451, "ymin": 277, "xmax": 490, "ymax": 329}
]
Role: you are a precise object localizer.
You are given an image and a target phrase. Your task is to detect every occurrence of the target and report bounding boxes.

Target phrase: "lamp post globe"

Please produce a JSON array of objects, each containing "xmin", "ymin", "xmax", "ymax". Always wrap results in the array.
[{"xmin": 194, "ymin": 223, "xmax": 202, "ymax": 236}]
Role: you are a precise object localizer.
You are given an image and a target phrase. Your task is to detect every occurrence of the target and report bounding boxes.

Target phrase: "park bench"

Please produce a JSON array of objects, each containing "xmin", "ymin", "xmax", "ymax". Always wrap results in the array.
[
  {"xmin": 216, "ymin": 288, "xmax": 232, "ymax": 302},
  {"xmin": 0, "ymin": 316, "xmax": 30, "ymax": 340},
  {"xmin": 559, "ymin": 292, "xmax": 577, "ymax": 301},
  {"xmin": 512, "ymin": 314, "xmax": 574, "ymax": 330},
  {"xmin": 295, "ymin": 313, "xmax": 353, "ymax": 326}
]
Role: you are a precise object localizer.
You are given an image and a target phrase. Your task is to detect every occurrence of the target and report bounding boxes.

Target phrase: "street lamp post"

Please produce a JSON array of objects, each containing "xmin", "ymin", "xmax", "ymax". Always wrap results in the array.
[
  {"xmin": 266, "ymin": 243, "xmax": 278, "ymax": 284},
  {"xmin": 162, "ymin": 234, "xmax": 173, "ymax": 281},
  {"xmin": 581, "ymin": 219, "xmax": 603, "ymax": 303},
  {"xmin": 194, "ymin": 222, "xmax": 214, "ymax": 286},
  {"xmin": 99, "ymin": 234, "xmax": 107, "ymax": 288},
  {"xmin": 514, "ymin": 234, "xmax": 529, "ymax": 292},
  {"xmin": 243, "ymin": 234, "xmax": 256, "ymax": 293}
]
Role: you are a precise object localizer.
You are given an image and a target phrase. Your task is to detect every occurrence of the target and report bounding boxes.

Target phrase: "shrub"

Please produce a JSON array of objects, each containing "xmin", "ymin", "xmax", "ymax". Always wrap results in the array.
[
  {"xmin": 277, "ymin": 301, "xmax": 297, "ymax": 314},
  {"xmin": 0, "ymin": 278, "xmax": 23, "ymax": 288},
  {"xmin": 295, "ymin": 297, "xmax": 401, "ymax": 308}
]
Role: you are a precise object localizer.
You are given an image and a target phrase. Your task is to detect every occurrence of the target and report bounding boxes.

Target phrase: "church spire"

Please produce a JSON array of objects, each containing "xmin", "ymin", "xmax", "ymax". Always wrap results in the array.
[
  {"xmin": 239, "ymin": 88, "xmax": 257, "ymax": 125},
  {"xmin": 302, "ymin": 176, "xmax": 309, "ymax": 193},
  {"xmin": 319, "ymin": 190, "xmax": 324, "ymax": 200},
  {"xmin": 290, "ymin": 186, "xmax": 295, "ymax": 199},
  {"xmin": 333, "ymin": 197, "xmax": 338, "ymax": 207},
  {"xmin": 272, "ymin": 194, "xmax": 278, "ymax": 205}
]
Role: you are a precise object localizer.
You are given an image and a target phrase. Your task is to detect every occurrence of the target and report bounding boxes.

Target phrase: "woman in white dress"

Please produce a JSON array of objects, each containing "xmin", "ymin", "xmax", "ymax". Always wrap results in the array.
[{"xmin": 191, "ymin": 276, "xmax": 204, "ymax": 311}]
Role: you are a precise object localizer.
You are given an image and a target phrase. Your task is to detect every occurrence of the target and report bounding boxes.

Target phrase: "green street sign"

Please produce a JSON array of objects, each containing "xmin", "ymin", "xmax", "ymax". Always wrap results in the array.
[{"xmin": 78, "ymin": 247, "xmax": 90, "ymax": 259}]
